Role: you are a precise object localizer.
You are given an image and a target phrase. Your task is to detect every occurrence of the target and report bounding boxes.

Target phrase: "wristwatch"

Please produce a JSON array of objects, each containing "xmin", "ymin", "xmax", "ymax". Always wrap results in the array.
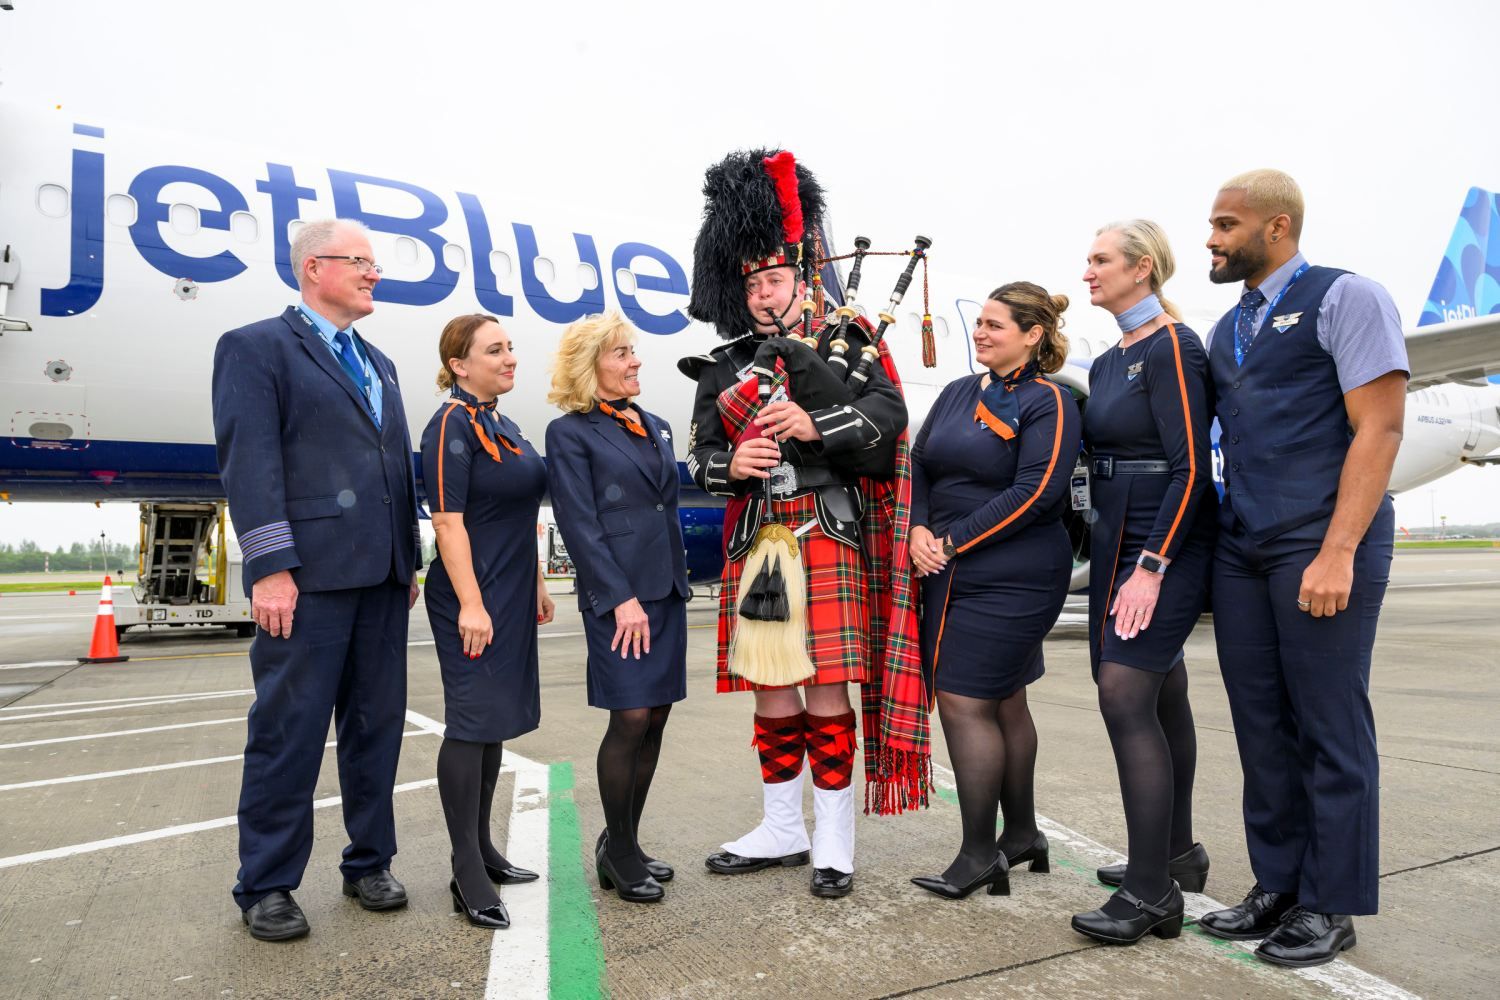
[
  {"xmin": 1136, "ymin": 552, "xmax": 1167, "ymax": 575},
  {"xmin": 942, "ymin": 538, "xmax": 957, "ymax": 559}
]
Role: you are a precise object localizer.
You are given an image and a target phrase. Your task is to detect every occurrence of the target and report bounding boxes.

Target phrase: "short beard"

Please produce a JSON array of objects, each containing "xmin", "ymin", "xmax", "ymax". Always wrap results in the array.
[{"xmin": 1209, "ymin": 234, "xmax": 1268, "ymax": 285}]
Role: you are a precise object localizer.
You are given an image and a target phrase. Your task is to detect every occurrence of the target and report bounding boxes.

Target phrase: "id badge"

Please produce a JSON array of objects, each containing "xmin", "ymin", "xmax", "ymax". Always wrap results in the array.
[{"xmin": 1070, "ymin": 458, "xmax": 1092, "ymax": 512}]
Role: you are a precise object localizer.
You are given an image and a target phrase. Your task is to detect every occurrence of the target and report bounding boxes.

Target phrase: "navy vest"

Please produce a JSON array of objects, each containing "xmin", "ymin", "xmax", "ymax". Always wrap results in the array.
[{"xmin": 1209, "ymin": 265, "xmax": 1350, "ymax": 542}]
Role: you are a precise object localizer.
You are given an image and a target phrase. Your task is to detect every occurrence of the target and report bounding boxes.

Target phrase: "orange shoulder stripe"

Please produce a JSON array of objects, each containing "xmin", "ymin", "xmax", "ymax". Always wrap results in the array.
[
  {"xmin": 435, "ymin": 401, "xmax": 463, "ymax": 513},
  {"xmin": 956, "ymin": 379, "xmax": 1065, "ymax": 554},
  {"xmin": 1155, "ymin": 324, "xmax": 1196, "ymax": 556}
]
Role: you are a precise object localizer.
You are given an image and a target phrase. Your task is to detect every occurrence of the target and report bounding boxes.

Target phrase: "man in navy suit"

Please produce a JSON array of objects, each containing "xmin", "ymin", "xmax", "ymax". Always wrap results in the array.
[{"xmin": 212, "ymin": 218, "xmax": 422, "ymax": 941}]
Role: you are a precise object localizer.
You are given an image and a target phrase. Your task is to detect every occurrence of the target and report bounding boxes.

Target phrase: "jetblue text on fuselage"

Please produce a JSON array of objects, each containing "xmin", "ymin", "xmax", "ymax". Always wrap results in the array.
[{"xmin": 41, "ymin": 124, "xmax": 691, "ymax": 335}]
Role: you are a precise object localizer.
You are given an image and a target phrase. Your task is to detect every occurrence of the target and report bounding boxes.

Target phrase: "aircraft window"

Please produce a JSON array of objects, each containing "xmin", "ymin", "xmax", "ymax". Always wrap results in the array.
[
  {"xmin": 615, "ymin": 267, "xmax": 637, "ymax": 296},
  {"xmin": 230, "ymin": 211, "xmax": 258, "ymax": 243},
  {"xmin": 106, "ymin": 194, "xmax": 138, "ymax": 227},
  {"xmin": 38, "ymin": 183, "xmax": 69, "ymax": 218},
  {"xmin": 854, "ymin": 304, "xmax": 868, "ymax": 318},
  {"xmin": 534, "ymin": 256, "xmax": 556, "ymax": 285},
  {"xmin": 490, "ymin": 250, "xmax": 513, "ymax": 280},
  {"xmin": 169, "ymin": 203, "xmax": 200, "ymax": 235},
  {"xmin": 442, "ymin": 243, "xmax": 467, "ymax": 272},
  {"xmin": 935, "ymin": 315, "xmax": 950, "ymax": 339},
  {"xmin": 577, "ymin": 262, "xmax": 599, "ymax": 291},
  {"xmin": 287, "ymin": 219, "xmax": 306, "ymax": 246},
  {"xmin": 394, "ymin": 236, "xmax": 419, "ymax": 266},
  {"xmin": 1077, "ymin": 338, "xmax": 1092, "ymax": 357}
]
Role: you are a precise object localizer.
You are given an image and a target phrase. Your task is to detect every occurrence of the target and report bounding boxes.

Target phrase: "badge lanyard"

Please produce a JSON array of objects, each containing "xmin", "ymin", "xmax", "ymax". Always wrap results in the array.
[{"xmin": 1235, "ymin": 262, "xmax": 1309, "ymax": 365}]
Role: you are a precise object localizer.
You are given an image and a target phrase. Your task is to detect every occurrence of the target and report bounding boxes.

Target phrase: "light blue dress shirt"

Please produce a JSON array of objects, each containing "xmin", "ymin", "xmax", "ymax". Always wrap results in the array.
[{"xmin": 297, "ymin": 302, "xmax": 384, "ymax": 425}]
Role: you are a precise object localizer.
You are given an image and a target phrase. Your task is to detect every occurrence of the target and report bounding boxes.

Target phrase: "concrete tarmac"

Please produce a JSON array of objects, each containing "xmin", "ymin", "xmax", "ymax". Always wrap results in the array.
[{"xmin": 0, "ymin": 550, "xmax": 1496, "ymax": 999}]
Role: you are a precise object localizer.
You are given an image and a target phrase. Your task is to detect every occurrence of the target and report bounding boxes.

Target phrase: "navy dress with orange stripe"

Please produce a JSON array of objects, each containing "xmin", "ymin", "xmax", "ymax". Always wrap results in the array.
[
  {"xmin": 912, "ymin": 372, "xmax": 1081, "ymax": 699},
  {"xmin": 420, "ymin": 402, "xmax": 545, "ymax": 742},
  {"xmin": 1083, "ymin": 323, "xmax": 1217, "ymax": 677}
]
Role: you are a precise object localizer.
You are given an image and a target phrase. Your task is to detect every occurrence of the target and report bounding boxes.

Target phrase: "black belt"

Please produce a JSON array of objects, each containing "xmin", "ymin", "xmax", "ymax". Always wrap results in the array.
[
  {"xmin": 767, "ymin": 463, "xmax": 848, "ymax": 499},
  {"xmin": 1092, "ymin": 457, "xmax": 1171, "ymax": 479}
]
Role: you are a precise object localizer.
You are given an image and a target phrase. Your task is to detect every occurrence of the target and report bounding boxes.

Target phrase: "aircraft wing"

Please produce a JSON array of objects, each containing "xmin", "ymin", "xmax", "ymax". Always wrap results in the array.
[{"xmin": 1405, "ymin": 313, "xmax": 1500, "ymax": 389}]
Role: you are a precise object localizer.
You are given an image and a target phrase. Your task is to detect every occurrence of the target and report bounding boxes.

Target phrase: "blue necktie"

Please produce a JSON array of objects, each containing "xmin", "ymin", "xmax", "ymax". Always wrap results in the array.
[
  {"xmin": 1234, "ymin": 288, "xmax": 1266, "ymax": 366},
  {"xmin": 332, "ymin": 330, "xmax": 378, "ymax": 423}
]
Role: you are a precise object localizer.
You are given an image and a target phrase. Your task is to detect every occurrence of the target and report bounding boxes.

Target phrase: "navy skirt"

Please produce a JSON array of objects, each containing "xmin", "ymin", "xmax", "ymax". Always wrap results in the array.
[
  {"xmin": 582, "ymin": 595, "xmax": 688, "ymax": 709},
  {"xmin": 920, "ymin": 521, "xmax": 1072, "ymax": 700}
]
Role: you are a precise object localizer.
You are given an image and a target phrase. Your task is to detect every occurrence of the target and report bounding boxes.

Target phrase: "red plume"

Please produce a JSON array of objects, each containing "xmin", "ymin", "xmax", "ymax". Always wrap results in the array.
[{"xmin": 762, "ymin": 151, "xmax": 804, "ymax": 244}]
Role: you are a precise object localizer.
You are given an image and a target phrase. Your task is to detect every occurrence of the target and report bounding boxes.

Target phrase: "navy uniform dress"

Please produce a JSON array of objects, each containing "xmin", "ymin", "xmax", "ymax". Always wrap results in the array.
[
  {"xmin": 912, "ymin": 365, "xmax": 1082, "ymax": 698},
  {"xmin": 421, "ymin": 400, "xmax": 544, "ymax": 742},
  {"xmin": 1084, "ymin": 323, "xmax": 1217, "ymax": 676},
  {"xmin": 545, "ymin": 402, "xmax": 689, "ymax": 709}
]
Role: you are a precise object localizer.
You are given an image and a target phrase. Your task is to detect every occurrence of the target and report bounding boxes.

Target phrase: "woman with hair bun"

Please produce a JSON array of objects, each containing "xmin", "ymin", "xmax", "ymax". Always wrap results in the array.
[
  {"xmin": 1070, "ymin": 220, "xmax": 1217, "ymax": 945},
  {"xmin": 908, "ymin": 282, "xmax": 1081, "ymax": 901},
  {"xmin": 421, "ymin": 313, "xmax": 554, "ymax": 930}
]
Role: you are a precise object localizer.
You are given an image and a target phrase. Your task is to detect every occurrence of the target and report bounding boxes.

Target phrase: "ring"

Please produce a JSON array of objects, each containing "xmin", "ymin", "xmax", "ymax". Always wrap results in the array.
[{"xmin": 1297, "ymin": 599, "xmax": 1311, "ymax": 609}]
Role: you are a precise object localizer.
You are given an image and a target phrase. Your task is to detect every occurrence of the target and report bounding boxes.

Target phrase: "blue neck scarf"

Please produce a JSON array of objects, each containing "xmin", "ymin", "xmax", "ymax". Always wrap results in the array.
[
  {"xmin": 974, "ymin": 361, "xmax": 1042, "ymax": 441},
  {"xmin": 1115, "ymin": 292, "xmax": 1164, "ymax": 333}
]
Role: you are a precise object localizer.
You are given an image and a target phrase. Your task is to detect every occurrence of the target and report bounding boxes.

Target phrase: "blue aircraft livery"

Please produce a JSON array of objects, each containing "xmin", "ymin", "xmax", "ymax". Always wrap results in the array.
[{"xmin": 1420, "ymin": 186, "xmax": 1500, "ymax": 326}]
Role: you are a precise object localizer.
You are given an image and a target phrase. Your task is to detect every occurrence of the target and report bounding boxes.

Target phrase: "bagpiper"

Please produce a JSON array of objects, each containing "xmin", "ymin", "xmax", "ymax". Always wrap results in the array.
[{"xmin": 678, "ymin": 149, "xmax": 931, "ymax": 898}]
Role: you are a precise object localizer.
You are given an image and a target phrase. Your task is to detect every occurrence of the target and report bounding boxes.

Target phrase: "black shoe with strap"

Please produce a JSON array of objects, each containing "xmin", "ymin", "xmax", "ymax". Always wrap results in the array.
[
  {"xmin": 1254, "ymin": 908, "xmax": 1356, "ymax": 967},
  {"xmin": 242, "ymin": 891, "xmax": 310, "ymax": 942},
  {"xmin": 810, "ymin": 867, "xmax": 853, "ymax": 898},
  {"xmin": 998, "ymin": 831, "xmax": 1050, "ymax": 874},
  {"xmin": 1199, "ymin": 883, "xmax": 1298, "ymax": 940},
  {"xmin": 1071, "ymin": 883, "xmax": 1184, "ymax": 945},
  {"xmin": 597, "ymin": 842, "xmax": 665, "ymax": 903},
  {"xmin": 1096, "ymin": 842, "xmax": 1209, "ymax": 893},
  {"xmin": 911, "ymin": 855, "xmax": 1011, "ymax": 899},
  {"xmin": 596, "ymin": 829, "xmax": 673, "ymax": 883},
  {"xmin": 341, "ymin": 869, "xmax": 408, "ymax": 911}
]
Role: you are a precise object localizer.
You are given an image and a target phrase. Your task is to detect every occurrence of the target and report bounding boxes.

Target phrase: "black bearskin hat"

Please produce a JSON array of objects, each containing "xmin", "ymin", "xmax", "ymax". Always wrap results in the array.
[{"xmin": 686, "ymin": 148, "xmax": 827, "ymax": 340}]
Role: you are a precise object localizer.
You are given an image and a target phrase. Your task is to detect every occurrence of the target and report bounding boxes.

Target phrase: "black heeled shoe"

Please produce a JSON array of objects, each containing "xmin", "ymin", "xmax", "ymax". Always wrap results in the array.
[
  {"xmin": 484, "ymin": 861, "xmax": 540, "ymax": 885},
  {"xmin": 450, "ymin": 878, "xmax": 510, "ymax": 929},
  {"xmin": 998, "ymin": 831, "xmax": 1050, "ymax": 873},
  {"xmin": 595, "ymin": 829, "xmax": 674, "ymax": 883},
  {"xmin": 1096, "ymin": 842, "xmax": 1209, "ymax": 893},
  {"xmin": 596, "ymin": 849, "xmax": 664, "ymax": 903},
  {"xmin": 910, "ymin": 855, "xmax": 1011, "ymax": 899},
  {"xmin": 1071, "ymin": 883, "xmax": 1183, "ymax": 945}
]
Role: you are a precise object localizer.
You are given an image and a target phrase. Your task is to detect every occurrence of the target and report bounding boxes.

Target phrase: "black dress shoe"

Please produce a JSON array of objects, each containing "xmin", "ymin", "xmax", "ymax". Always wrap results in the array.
[
  {"xmin": 810, "ymin": 867, "xmax": 853, "ymax": 898},
  {"xmin": 1097, "ymin": 843, "xmax": 1210, "ymax": 893},
  {"xmin": 484, "ymin": 862, "xmax": 540, "ymax": 885},
  {"xmin": 998, "ymin": 832, "xmax": 1050, "ymax": 874},
  {"xmin": 1199, "ymin": 883, "xmax": 1298, "ymax": 940},
  {"xmin": 242, "ymin": 891, "xmax": 309, "ymax": 942},
  {"xmin": 341, "ymin": 869, "xmax": 408, "ymax": 911},
  {"xmin": 911, "ymin": 855, "xmax": 1011, "ymax": 899},
  {"xmin": 595, "ymin": 829, "xmax": 673, "ymax": 882},
  {"xmin": 704, "ymin": 849, "xmax": 810, "ymax": 875},
  {"xmin": 1255, "ymin": 908, "xmax": 1355, "ymax": 967},
  {"xmin": 450, "ymin": 877, "xmax": 510, "ymax": 929},
  {"xmin": 1071, "ymin": 883, "xmax": 1184, "ymax": 945},
  {"xmin": 597, "ymin": 850, "xmax": 664, "ymax": 903}
]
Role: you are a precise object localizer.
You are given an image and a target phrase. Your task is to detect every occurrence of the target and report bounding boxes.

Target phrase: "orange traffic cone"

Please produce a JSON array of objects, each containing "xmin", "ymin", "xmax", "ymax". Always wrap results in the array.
[{"xmin": 78, "ymin": 575, "xmax": 128, "ymax": 664}]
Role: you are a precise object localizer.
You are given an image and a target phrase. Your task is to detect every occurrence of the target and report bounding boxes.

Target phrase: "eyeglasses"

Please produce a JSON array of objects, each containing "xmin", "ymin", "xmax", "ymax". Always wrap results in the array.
[{"xmin": 315, "ymin": 255, "xmax": 384, "ymax": 276}]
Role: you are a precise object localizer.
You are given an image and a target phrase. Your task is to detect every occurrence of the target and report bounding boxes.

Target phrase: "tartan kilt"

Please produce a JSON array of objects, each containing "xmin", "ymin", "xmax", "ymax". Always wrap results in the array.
[{"xmin": 716, "ymin": 491, "xmax": 871, "ymax": 692}]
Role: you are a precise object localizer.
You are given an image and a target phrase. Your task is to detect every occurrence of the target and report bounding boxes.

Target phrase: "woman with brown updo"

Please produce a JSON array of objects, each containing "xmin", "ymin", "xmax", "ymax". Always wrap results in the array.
[
  {"xmin": 907, "ymin": 283, "xmax": 1081, "ymax": 901},
  {"xmin": 421, "ymin": 313, "xmax": 555, "ymax": 929}
]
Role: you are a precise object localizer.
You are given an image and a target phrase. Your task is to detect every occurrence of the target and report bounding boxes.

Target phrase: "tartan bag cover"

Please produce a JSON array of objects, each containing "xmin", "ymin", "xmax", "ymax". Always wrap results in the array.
[{"xmin": 715, "ymin": 345, "xmax": 932, "ymax": 815}]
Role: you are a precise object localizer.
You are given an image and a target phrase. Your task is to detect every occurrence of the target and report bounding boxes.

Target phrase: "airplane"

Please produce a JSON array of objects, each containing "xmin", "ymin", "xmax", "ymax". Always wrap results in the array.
[{"xmin": 1, "ymin": 101, "xmax": 1498, "ymax": 603}]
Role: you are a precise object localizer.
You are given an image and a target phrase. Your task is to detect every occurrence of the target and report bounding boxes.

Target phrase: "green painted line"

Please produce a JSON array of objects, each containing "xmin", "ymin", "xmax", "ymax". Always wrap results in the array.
[{"xmin": 547, "ymin": 762, "xmax": 607, "ymax": 999}]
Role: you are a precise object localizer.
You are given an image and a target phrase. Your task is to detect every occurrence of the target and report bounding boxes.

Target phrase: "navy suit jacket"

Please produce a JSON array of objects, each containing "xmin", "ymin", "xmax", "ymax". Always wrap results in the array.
[
  {"xmin": 544, "ymin": 406, "xmax": 690, "ymax": 616},
  {"xmin": 211, "ymin": 306, "xmax": 421, "ymax": 596}
]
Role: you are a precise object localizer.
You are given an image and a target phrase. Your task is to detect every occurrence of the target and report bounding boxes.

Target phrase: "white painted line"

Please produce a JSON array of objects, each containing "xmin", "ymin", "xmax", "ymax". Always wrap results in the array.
[
  {"xmin": 929, "ymin": 763, "xmax": 1417, "ymax": 1000},
  {"xmin": 0, "ymin": 690, "xmax": 253, "ymax": 722},
  {"xmin": 0, "ymin": 716, "xmax": 244, "ymax": 751},
  {"xmin": 402, "ymin": 710, "xmax": 552, "ymax": 1000},
  {"xmin": 0, "ymin": 777, "xmax": 438, "ymax": 870},
  {"xmin": 0, "ymin": 729, "xmax": 439, "ymax": 792},
  {"xmin": 1, "ymin": 687, "xmax": 254, "ymax": 712},
  {"xmin": 0, "ymin": 660, "xmax": 73, "ymax": 671}
]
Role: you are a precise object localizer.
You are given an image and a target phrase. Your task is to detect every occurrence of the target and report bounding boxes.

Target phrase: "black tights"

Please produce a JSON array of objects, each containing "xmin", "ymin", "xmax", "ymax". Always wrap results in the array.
[
  {"xmin": 438, "ymin": 738, "xmax": 515, "ymax": 908},
  {"xmin": 1097, "ymin": 659, "xmax": 1197, "ymax": 913},
  {"xmin": 597, "ymin": 704, "xmax": 672, "ymax": 883},
  {"xmin": 936, "ymin": 686, "xmax": 1041, "ymax": 885}
]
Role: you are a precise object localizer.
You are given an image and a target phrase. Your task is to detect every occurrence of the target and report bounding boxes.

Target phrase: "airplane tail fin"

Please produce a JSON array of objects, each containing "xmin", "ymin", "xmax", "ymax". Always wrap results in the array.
[{"xmin": 1420, "ymin": 187, "xmax": 1500, "ymax": 326}]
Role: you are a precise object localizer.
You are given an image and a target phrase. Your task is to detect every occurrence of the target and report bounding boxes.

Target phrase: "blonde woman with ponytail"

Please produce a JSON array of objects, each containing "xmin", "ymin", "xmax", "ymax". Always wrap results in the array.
[
  {"xmin": 908, "ymin": 281, "xmax": 1081, "ymax": 901},
  {"xmin": 1070, "ymin": 222, "xmax": 1218, "ymax": 945}
]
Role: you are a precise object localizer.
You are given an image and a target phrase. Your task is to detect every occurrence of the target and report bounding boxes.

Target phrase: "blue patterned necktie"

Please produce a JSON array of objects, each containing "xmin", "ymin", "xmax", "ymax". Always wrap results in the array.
[{"xmin": 1234, "ymin": 288, "xmax": 1266, "ymax": 366}]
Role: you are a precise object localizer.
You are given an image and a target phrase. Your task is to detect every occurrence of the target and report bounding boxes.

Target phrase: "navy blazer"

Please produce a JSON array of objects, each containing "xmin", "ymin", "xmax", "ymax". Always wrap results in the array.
[
  {"xmin": 544, "ymin": 406, "xmax": 690, "ymax": 616},
  {"xmin": 211, "ymin": 306, "xmax": 421, "ymax": 595}
]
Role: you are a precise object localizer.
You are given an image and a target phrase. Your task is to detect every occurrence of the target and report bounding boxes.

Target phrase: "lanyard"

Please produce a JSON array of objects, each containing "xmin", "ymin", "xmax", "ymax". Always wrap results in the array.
[{"xmin": 1235, "ymin": 262, "xmax": 1309, "ymax": 364}]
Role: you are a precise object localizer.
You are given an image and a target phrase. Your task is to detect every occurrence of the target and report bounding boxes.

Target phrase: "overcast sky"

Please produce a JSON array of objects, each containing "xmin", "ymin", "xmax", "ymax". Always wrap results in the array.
[{"xmin": 2, "ymin": 0, "xmax": 1497, "ymax": 547}]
